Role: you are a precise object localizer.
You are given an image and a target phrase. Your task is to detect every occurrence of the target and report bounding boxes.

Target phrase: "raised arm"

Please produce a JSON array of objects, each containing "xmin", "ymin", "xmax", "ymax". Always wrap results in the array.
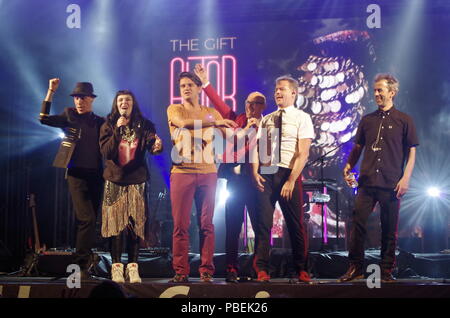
[
  {"xmin": 39, "ymin": 78, "xmax": 68, "ymax": 128},
  {"xmin": 44, "ymin": 78, "xmax": 59, "ymax": 103},
  {"xmin": 194, "ymin": 64, "xmax": 236, "ymax": 120}
]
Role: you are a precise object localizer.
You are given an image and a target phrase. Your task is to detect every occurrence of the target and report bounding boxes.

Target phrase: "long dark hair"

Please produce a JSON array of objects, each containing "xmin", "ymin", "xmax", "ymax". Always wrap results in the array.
[{"xmin": 107, "ymin": 90, "xmax": 144, "ymax": 130}]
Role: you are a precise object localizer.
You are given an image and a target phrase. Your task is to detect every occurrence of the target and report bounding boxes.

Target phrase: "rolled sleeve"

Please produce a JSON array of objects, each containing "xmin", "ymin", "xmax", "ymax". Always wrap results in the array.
[{"xmin": 297, "ymin": 112, "xmax": 315, "ymax": 140}]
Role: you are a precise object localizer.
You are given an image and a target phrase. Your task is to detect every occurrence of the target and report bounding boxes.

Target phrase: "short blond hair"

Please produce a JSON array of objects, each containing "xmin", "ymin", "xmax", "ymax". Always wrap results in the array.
[
  {"xmin": 374, "ymin": 73, "xmax": 399, "ymax": 96},
  {"xmin": 275, "ymin": 75, "xmax": 299, "ymax": 93}
]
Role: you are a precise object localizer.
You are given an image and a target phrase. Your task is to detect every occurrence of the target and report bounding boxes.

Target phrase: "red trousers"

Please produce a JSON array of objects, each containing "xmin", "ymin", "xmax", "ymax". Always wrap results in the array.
[{"xmin": 170, "ymin": 173, "xmax": 217, "ymax": 275}]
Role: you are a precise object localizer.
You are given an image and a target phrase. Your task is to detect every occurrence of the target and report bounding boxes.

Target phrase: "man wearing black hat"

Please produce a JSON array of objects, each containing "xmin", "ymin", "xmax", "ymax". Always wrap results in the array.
[{"xmin": 40, "ymin": 78, "xmax": 104, "ymax": 279}]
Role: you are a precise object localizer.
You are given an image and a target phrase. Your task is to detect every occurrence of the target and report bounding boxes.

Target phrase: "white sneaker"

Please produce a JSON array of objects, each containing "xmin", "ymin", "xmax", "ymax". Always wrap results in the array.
[
  {"xmin": 111, "ymin": 263, "xmax": 125, "ymax": 283},
  {"xmin": 126, "ymin": 262, "xmax": 142, "ymax": 283}
]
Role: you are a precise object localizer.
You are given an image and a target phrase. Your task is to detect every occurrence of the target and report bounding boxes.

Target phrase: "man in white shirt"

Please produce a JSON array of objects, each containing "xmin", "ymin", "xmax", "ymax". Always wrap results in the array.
[{"xmin": 252, "ymin": 75, "xmax": 314, "ymax": 283}]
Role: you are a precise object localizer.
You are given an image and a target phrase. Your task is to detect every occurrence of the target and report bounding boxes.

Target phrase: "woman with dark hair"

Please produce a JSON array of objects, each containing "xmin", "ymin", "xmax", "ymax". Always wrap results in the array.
[{"xmin": 100, "ymin": 90, "xmax": 162, "ymax": 283}]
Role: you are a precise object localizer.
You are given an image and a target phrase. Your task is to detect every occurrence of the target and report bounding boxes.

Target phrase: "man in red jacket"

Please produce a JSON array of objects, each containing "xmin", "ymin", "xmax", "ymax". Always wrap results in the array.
[{"xmin": 194, "ymin": 64, "xmax": 266, "ymax": 282}]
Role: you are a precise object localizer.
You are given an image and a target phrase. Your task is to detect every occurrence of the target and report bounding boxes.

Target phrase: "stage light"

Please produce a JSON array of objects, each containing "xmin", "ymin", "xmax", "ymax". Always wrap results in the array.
[
  {"xmin": 399, "ymin": 134, "xmax": 450, "ymax": 232},
  {"xmin": 427, "ymin": 187, "xmax": 441, "ymax": 198},
  {"xmin": 219, "ymin": 188, "xmax": 230, "ymax": 205},
  {"xmin": 59, "ymin": 132, "xmax": 65, "ymax": 139},
  {"xmin": 390, "ymin": 0, "xmax": 424, "ymax": 69}
]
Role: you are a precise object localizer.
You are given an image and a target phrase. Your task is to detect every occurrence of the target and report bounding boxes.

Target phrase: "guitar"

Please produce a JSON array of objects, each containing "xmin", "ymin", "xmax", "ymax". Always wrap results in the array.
[{"xmin": 28, "ymin": 193, "xmax": 46, "ymax": 254}]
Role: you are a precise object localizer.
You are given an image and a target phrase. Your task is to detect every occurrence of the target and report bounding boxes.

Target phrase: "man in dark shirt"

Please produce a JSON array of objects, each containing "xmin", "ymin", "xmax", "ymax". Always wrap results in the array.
[
  {"xmin": 339, "ymin": 74, "xmax": 419, "ymax": 282},
  {"xmin": 40, "ymin": 79, "xmax": 104, "ymax": 279}
]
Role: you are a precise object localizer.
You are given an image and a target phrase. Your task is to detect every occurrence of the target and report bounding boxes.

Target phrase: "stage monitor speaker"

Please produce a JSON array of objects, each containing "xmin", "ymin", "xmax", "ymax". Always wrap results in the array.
[{"xmin": 36, "ymin": 253, "xmax": 75, "ymax": 276}]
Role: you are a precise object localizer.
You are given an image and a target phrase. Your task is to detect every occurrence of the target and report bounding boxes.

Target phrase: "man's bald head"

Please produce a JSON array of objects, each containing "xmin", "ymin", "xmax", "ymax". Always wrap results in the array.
[{"xmin": 245, "ymin": 91, "xmax": 266, "ymax": 119}]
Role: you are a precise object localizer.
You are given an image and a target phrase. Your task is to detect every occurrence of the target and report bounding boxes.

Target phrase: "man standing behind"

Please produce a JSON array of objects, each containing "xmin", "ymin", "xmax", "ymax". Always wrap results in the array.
[
  {"xmin": 339, "ymin": 74, "xmax": 418, "ymax": 283},
  {"xmin": 40, "ymin": 79, "xmax": 104, "ymax": 279},
  {"xmin": 194, "ymin": 64, "xmax": 266, "ymax": 283},
  {"xmin": 252, "ymin": 76, "xmax": 314, "ymax": 283}
]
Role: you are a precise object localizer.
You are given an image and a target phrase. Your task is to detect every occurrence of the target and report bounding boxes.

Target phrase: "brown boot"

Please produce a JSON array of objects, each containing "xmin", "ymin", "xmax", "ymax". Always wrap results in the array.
[
  {"xmin": 381, "ymin": 269, "xmax": 396, "ymax": 283},
  {"xmin": 338, "ymin": 265, "xmax": 364, "ymax": 282}
]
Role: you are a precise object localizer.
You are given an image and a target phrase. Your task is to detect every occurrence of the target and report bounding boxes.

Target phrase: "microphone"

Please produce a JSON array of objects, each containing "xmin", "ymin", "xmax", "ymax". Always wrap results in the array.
[{"xmin": 118, "ymin": 112, "xmax": 129, "ymax": 135}]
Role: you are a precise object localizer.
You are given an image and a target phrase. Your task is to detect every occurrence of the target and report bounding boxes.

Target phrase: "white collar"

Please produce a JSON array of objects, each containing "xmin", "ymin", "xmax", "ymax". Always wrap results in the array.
[{"xmin": 277, "ymin": 105, "xmax": 295, "ymax": 112}]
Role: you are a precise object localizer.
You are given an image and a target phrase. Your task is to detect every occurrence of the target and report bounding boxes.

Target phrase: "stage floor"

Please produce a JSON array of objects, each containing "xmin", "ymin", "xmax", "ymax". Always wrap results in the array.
[
  {"xmin": 2, "ymin": 248, "xmax": 450, "ymax": 299},
  {"xmin": 1, "ymin": 276, "xmax": 450, "ymax": 298}
]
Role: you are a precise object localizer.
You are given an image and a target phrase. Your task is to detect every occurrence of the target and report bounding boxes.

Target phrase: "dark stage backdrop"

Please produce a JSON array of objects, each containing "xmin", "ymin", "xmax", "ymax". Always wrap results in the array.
[{"xmin": 1, "ymin": 0, "xmax": 449, "ymax": 265}]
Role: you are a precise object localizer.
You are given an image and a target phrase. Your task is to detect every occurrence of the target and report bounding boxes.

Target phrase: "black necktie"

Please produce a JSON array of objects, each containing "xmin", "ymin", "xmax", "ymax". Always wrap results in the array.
[{"xmin": 275, "ymin": 109, "xmax": 283, "ymax": 161}]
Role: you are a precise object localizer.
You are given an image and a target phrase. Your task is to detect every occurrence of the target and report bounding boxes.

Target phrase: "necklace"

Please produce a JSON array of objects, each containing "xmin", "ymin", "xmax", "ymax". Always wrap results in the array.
[{"xmin": 121, "ymin": 126, "xmax": 136, "ymax": 144}]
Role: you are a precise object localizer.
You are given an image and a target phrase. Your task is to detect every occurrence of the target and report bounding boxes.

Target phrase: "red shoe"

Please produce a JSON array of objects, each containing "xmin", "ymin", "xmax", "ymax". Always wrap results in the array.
[
  {"xmin": 257, "ymin": 271, "xmax": 270, "ymax": 283},
  {"xmin": 298, "ymin": 271, "xmax": 312, "ymax": 283}
]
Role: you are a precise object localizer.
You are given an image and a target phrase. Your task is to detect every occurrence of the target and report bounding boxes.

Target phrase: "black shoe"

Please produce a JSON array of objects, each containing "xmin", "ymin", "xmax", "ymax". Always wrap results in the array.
[
  {"xmin": 338, "ymin": 265, "xmax": 364, "ymax": 282},
  {"xmin": 225, "ymin": 270, "xmax": 238, "ymax": 283},
  {"xmin": 381, "ymin": 270, "xmax": 396, "ymax": 283}
]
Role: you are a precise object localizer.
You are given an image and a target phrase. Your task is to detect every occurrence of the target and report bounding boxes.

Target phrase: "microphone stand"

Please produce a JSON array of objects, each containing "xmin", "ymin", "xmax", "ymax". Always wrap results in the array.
[{"xmin": 306, "ymin": 142, "xmax": 349, "ymax": 251}]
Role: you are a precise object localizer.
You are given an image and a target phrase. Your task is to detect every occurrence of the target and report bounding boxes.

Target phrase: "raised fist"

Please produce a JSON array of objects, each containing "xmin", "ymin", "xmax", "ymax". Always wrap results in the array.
[
  {"xmin": 49, "ymin": 78, "xmax": 60, "ymax": 92},
  {"xmin": 194, "ymin": 64, "xmax": 208, "ymax": 85}
]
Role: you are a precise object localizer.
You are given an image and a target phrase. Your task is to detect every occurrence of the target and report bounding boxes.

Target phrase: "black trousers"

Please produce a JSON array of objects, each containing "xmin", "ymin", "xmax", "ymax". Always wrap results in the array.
[
  {"xmin": 255, "ymin": 167, "xmax": 307, "ymax": 273},
  {"xmin": 224, "ymin": 171, "xmax": 258, "ymax": 270},
  {"xmin": 67, "ymin": 170, "xmax": 103, "ymax": 269},
  {"xmin": 348, "ymin": 186, "xmax": 400, "ymax": 271},
  {"xmin": 110, "ymin": 229, "xmax": 140, "ymax": 264}
]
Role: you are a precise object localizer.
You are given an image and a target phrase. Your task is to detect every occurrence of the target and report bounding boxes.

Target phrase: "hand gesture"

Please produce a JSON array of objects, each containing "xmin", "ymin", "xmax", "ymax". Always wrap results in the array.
[
  {"xmin": 394, "ymin": 177, "xmax": 409, "ymax": 199},
  {"xmin": 214, "ymin": 119, "xmax": 238, "ymax": 128},
  {"xmin": 49, "ymin": 78, "xmax": 60, "ymax": 92},
  {"xmin": 280, "ymin": 180, "xmax": 295, "ymax": 200},
  {"xmin": 253, "ymin": 173, "xmax": 266, "ymax": 192},
  {"xmin": 116, "ymin": 116, "xmax": 129, "ymax": 128},
  {"xmin": 245, "ymin": 118, "xmax": 259, "ymax": 130},
  {"xmin": 152, "ymin": 134, "xmax": 163, "ymax": 153},
  {"xmin": 343, "ymin": 163, "xmax": 354, "ymax": 187},
  {"xmin": 194, "ymin": 64, "xmax": 208, "ymax": 85}
]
